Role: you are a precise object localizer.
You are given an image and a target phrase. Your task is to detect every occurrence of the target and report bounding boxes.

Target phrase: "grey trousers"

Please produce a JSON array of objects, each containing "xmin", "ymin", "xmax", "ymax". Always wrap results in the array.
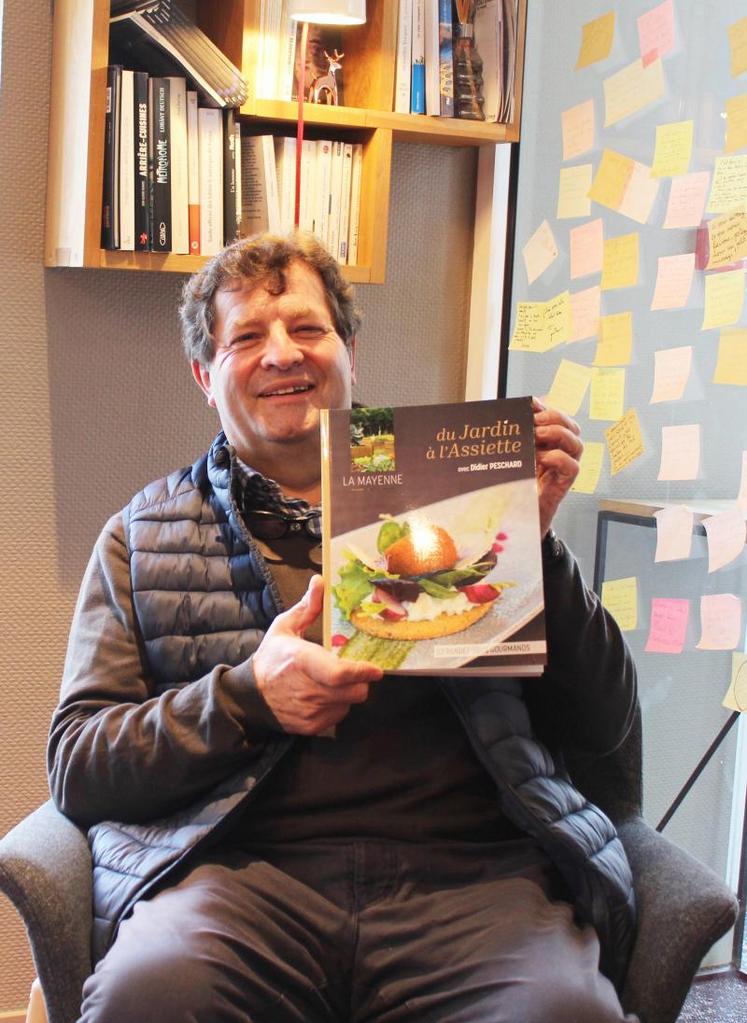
[{"xmin": 78, "ymin": 839, "xmax": 638, "ymax": 1023}]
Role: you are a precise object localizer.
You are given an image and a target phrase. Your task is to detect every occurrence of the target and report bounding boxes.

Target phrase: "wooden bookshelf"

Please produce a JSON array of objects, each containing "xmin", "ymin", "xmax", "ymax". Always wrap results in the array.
[{"xmin": 45, "ymin": 0, "xmax": 526, "ymax": 284}]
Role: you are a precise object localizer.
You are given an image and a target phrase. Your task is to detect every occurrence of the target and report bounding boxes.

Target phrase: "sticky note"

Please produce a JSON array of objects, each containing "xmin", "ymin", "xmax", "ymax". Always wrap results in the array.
[
  {"xmin": 702, "ymin": 268, "xmax": 745, "ymax": 329},
  {"xmin": 571, "ymin": 441, "xmax": 604, "ymax": 494},
  {"xmin": 725, "ymin": 93, "xmax": 747, "ymax": 153},
  {"xmin": 601, "ymin": 576, "xmax": 638, "ymax": 631},
  {"xmin": 738, "ymin": 451, "xmax": 747, "ymax": 511},
  {"xmin": 707, "ymin": 209, "xmax": 747, "ymax": 268},
  {"xmin": 617, "ymin": 160, "xmax": 660, "ymax": 224},
  {"xmin": 650, "ymin": 252, "xmax": 695, "ymax": 310},
  {"xmin": 603, "ymin": 57, "xmax": 665, "ymax": 127},
  {"xmin": 729, "ymin": 16, "xmax": 747, "ymax": 78},
  {"xmin": 509, "ymin": 302, "xmax": 551, "ymax": 352},
  {"xmin": 577, "ymin": 11, "xmax": 615, "ymax": 69},
  {"xmin": 650, "ymin": 345, "xmax": 692, "ymax": 402},
  {"xmin": 589, "ymin": 367, "xmax": 626, "ymax": 421},
  {"xmin": 637, "ymin": 0, "xmax": 675, "ymax": 64},
  {"xmin": 523, "ymin": 219, "xmax": 558, "ymax": 285},
  {"xmin": 696, "ymin": 594, "xmax": 742, "ymax": 650},
  {"xmin": 601, "ymin": 232, "xmax": 639, "ymax": 290},
  {"xmin": 570, "ymin": 285, "xmax": 601, "ymax": 342},
  {"xmin": 594, "ymin": 312, "xmax": 633, "ymax": 367},
  {"xmin": 557, "ymin": 164, "xmax": 593, "ymax": 219},
  {"xmin": 654, "ymin": 505, "xmax": 694, "ymax": 562},
  {"xmin": 703, "ymin": 507, "xmax": 747, "ymax": 572},
  {"xmin": 589, "ymin": 149, "xmax": 634, "ymax": 211},
  {"xmin": 707, "ymin": 155, "xmax": 747, "ymax": 213},
  {"xmin": 570, "ymin": 219, "xmax": 604, "ymax": 280},
  {"xmin": 652, "ymin": 121, "xmax": 693, "ymax": 178},
  {"xmin": 714, "ymin": 329, "xmax": 747, "ymax": 386},
  {"xmin": 546, "ymin": 359, "xmax": 593, "ymax": 416},
  {"xmin": 663, "ymin": 171, "xmax": 710, "ymax": 229},
  {"xmin": 722, "ymin": 653, "xmax": 747, "ymax": 712},
  {"xmin": 645, "ymin": 597, "xmax": 690, "ymax": 653},
  {"xmin": 658, "ymin": 423, "xmax": 700, "ymax": 481},
  {"xmin": 605, "ymin": 408, "xmax": 644, "ymax": 475},
  {"xmin": 562, "ymin": 99, "xmax": 595, "ymax": 160}
]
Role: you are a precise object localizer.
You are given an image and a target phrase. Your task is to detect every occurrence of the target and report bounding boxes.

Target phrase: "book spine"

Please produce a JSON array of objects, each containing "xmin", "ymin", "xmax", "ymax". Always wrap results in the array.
[
  {"xmin": 101, "ymin": 64, "xmax": 122, "ymax": 249},
  {"xmin": 316, "ymin": 139, "xmax": 333, "ymax": 246},
  {"xmin": 327, "ymin": 140, "xmax": 344, "ymax": 260},
  {"xmin": 234, "ymin": 122, "xmax": 243, "ymax": 235},
  {"xmin": 438, "ymin": 0, "xmax": 454, "ymax": 117},
  {"xmin": 300, "ymin": 138, "xmax": 317, "ymax": 235},
  {"xmin": 240, "ymin": 135, "xmax": 269, "ymax": 236},
  {"xmin": 394, "ymin": 0, "xmax": 414, "ymax": 114},
  {"xmin": 133, "ymin": 72, "xmax": 150, "ymax": 251},
  {"xmin": 186, "ymin": 90, "xmax": 200, "ymax": 254},
  {"xmin": 278, "ymin": 1, "xmax": 298, "ymax": 101},
  {"xmin": 474, "ymin": 0, "xmax": 501, "ymax": 123},
  {"xmin": 276, "ymin": 136, "xmax": 297, "ymax": 233},
  {"xmin": 261, "ymin": 135, "xmax": 281, "ymax": 233},
  {"xmin": 148, "ymin": 76, "xmax": 171, "ymax": 251},
  {"xmin": 119, "ymin": 69, "xmax": 135, "ymax": 251},
  {"xmin": 411, "ymin": 0, "xmax": 426, "ymax": 114},
  {"xmin": 347, "ymin": 142, "xmax": 363, "ymax": 266},
  {"xmin": 167, "ymin": 77, "xmax": 189, "ymax": 253},
  {"xmin": 337, "ymin": 142, "xmax": 353, "ymax": 265},
  {"xmin": 424, "ymin": 0, "xmax": 441, "ymax": 115},
  {"xmin": 223, "ymin": 108, "xmax": 238, "ymax": 245},
  {"xmin": 198, "ymin": 107, "xmax": 224, "ymax": 256}
]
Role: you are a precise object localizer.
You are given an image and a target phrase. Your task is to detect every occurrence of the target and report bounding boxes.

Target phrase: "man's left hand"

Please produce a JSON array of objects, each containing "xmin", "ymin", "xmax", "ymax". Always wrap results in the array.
[{"xmin": 532, "ymin": 399, "xmax": 583, "ymax": 537}]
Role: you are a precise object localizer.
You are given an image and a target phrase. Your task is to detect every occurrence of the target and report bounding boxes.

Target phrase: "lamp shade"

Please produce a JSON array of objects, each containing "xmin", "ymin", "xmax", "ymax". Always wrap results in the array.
[{"xmin": 288, "ymin": 0, "xmax": 366, "ymax": 25}]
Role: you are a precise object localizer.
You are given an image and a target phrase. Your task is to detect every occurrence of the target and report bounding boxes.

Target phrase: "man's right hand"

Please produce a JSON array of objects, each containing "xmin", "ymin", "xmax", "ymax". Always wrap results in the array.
[{"xmin": 252, "ymin": 574, "xmax": 383, "ymax": 735}]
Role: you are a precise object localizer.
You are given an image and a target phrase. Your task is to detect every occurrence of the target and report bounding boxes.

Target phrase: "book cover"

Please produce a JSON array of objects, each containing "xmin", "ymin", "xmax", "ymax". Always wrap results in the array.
[
  {"xmin": 133, "ymin": 71, "xmax": 150, "ymax": 251},
  {"xmin": 411, "ymin": 0, "xmax": 426, "ymax": 114},
  {"xmin": 321, "ymin": 398, "xmax": 546, "ymax": 676},
  {"xmin": 148, "ymin": 76, "xmax": 171, "ymax": 251},
  {"xmin": 222, "ymin": 108, "xmax": 238, "ymax": 245},
  {"xmin": 197, "ymin": 106, "xmax": 223, "ymax": 256},
  {"xmin": 101, "ymin": 64, "xmax": 122, "ymax": 250},
  {"xmin": 167, "ymin": 76, "xmax": 189, "ymax": 253},
  {"xmin": 438, "ymin": 0, "xmax": 455, "ymax": 117},
  {"xmin": 186, "ymin": 89, "xmax": 200, "ymax": 254},
  {"xmin": 118, "ymin": 68, "xmax": 135, "ymax": 251}
]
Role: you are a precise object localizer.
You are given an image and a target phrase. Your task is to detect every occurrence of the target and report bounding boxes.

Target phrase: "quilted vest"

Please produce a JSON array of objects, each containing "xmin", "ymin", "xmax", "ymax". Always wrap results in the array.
[{"xmin": 88, "ymin": 433, "xmax": 635, "ymax": 987}]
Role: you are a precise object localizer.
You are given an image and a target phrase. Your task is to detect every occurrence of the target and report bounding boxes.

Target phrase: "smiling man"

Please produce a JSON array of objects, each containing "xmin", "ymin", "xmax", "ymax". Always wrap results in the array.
[{"xmin": 48, "ymin": 232, "xmax": 639, "ymax": 1023}]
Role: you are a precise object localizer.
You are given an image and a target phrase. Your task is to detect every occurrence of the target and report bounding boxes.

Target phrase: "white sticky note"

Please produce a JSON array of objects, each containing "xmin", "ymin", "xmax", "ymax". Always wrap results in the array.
[
  {"xmin": 703, "ymin": 507, "xmax": 747, "ymax": 572},
  {"xmin": 654, "ymin": 505, "xmax": 694, "ymax": 562},
  {"xmin": 696, "ymin": 594, "xmax": 743, "ymax": 650},
  {"xmin": 650, "ymin": 345, "xmax": 692, "ymax": 403},
  {"xmin": 658, "ymin": 424, "xmax": 700, "ymax": 480},
  {"xmin": 523, "ymin": 219, "xmax": 559, "ymax": 285},
  {"xmin": 650, "ymin": 252, "xmax": 695, "ymax": 310}
]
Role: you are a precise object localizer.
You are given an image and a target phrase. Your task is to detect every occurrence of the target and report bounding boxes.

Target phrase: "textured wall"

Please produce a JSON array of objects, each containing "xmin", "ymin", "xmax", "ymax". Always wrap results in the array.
[{"xmin": 0, "ymin": 0, "xmax": 476, "ymax": 1010}]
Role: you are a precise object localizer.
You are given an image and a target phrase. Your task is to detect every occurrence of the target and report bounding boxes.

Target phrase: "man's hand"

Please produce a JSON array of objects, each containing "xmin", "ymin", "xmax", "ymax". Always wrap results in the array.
[
  {"xmin": 533, "ymin": 398, "xmax": 583, "ymax": 537},
  {"xmin": 253, "ymin": 575, "xmax": 383, "ymax": 735}
]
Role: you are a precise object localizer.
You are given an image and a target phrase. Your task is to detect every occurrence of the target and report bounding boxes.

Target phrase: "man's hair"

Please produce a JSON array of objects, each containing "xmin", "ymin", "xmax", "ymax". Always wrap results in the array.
[{"xmin": 179, "ymin": 232, "xmax": 362, "ymax": 365}]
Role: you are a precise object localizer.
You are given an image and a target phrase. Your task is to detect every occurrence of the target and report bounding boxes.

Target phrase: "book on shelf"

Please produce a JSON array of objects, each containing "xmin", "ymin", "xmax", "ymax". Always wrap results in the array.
[
  {"xmin": 337, "ymin": 142, "xmax": 354, "ymax": 265},
  {"xmin": 119, "ymin": 69, "xmax": 135, "ymax": 251},
  {"xmin": 222, "ymin": 108, "xmax": 238, "ymax": 245},
  {"xmin": 315, "ymin": 139, "xmax": 333, "ymax": 246},
  {"xmin": 197, "ymin": 106, "xmax": 223, "ymax": 256},
  {"xmin": 134, "ymin": 71, "xmax": 150, "ymax": 251},
  {"xmin": 299, "ymin": 137, "xmax": 317, "ymax": 234},
  {"xmin": 394, "ymin": 0, "xmax": 413, "ymax": 114},
  {"xmin": 277, "ymin": 3, "xmax": 298, "ymax": 101},
  {"xmin": 275, "ymin": 136, "xmax": 297, "ymax": 233},
  {"xmin": 233, "ymin": 121, "xmax": 243, "ymax": 241},
  {"xmin": 109, "ymin": 1, "xmax": 248, "ymax": 109},
  {"xmin": 347, "ymin": 142, "xmax": 363, "ymax": 266},
  {"xmin": 438, "ymin": 0, "xmax": 455, "ymax": 117},
  {"xmin": 320, "ymin": 397, "xmax": 546, "ymax": 676},
  {"xmin": 474, "ymin": 0, "xmax": 503, "ymax": 124},
  {"xmin": 327, "ymin": 140, "xmax": 345, "ymax": 260},
  {"xmin": 186, "ymin": 89, "xmax": 200, "ymax": 253},
  {"xmin": 147, "ymin": 76, "xmax": 171, "ymax": 252},
  {"xmin": 411, "ymin": 0, "xmax": 426, "ymax": 114},
  {"xmin": 423, "ymin": 0, "xmax": 441, "ymax": 116},
  {"xmin": 501, "ymin": 0, "xmax": 519, "ymax": 123},
  {"xmin": 239, "ymin": 135, "xmax": 281, "ymax": 237},
  {"xmin": 167, "ymin": 76, "xmax": 189, "ymax": 253},
  {"xmin": 101, "ymin": 64, "xmax": 122, "ymax": 250}
]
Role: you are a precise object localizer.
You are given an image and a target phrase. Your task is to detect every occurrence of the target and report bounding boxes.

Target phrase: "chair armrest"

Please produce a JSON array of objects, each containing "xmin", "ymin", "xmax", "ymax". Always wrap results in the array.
[
  {"xmin": 617, "ymin": 816, "xmax": 739, "ymax": 1023},
  {"xmin": 0, "ymin": 800, "xmax": 92, "ymax": 1023}
]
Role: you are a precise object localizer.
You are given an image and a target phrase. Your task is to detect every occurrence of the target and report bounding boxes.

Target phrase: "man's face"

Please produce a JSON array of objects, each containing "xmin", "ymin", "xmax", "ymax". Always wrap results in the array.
[{"xmin": 192, "ymin": 261, "xmax": 355, "ymax": 468}]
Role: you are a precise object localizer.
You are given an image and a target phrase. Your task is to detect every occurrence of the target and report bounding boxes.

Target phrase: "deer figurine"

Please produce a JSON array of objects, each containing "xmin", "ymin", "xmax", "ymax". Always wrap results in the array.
[{"xmin": 309, "ymin": 50, "xmax": 344, "ymax": 105}]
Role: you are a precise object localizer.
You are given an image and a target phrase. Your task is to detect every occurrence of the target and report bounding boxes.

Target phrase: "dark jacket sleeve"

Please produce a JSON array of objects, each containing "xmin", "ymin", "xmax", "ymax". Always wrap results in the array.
[
  {"xmin": 47, "ymin": 513, "xmax": 281, "ymax": 828},
  {"xmin": 525, "ymin": 536, "xmax": 638, "ymax": 769}
]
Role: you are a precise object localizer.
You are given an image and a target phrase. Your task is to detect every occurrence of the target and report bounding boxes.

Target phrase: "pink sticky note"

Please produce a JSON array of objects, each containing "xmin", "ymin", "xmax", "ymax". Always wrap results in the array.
[
  {"xmin": 570, "ymin": 218, "xmax": 604, "ymax": 279},
  {"xmin": 637, "ymin": 0, "xmax": 675, "ymax": 64},
  {"xmin": 697, "ymin": 594, "xmax": 743, "ymax": 650},
  {"xmin": 663, "ymin": 172, "xmax": 710, "ymax": 230},
  {"xmin": 645, "ymin": 597, "xmax": 690, "ymax": 653}
]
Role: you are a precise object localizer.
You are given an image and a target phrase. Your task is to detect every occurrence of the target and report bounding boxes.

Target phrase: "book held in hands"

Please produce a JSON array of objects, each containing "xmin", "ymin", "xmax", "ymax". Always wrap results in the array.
[{"xmin": 321, "ymin": 397, "xmax": 547, "ymax": 676}]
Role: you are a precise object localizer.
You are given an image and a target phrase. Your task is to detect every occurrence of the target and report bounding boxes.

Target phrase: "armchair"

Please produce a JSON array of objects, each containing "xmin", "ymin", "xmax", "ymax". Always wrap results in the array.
[{"xmin": 0, "ymin": 707, "xmax": 738, "ymax": 1023}]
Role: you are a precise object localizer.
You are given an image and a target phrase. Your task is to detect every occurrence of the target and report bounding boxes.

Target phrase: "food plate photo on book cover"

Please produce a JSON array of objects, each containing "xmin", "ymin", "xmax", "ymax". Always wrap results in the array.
[{"xmin": 328, "ymin": 477, "xmax": 544, "ymax": 674}]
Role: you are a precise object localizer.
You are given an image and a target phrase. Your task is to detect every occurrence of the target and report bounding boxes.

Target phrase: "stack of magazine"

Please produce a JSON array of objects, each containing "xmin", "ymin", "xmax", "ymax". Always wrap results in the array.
[{"xmin": 109, "ymin": 0, "xmax": 248, "ymax": 109}]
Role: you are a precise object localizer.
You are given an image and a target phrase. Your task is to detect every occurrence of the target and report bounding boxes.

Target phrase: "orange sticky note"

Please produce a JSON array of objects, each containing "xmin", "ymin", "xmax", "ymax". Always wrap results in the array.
[
  {"xmin": 605, "ymin": 408, "xmax": 645, "ymax": 475},
  {"xmin": 577, "ymin": 11, "xmax": 615, "ymax": 69},
  {"xmin": 729, "ymin": 16, "xmax": 747, "ymax": 78},
  {"xmin": 713, "ymin": 329, "xmax": 747, "ymax": 386},
  {"xmin": 650, "ymin": 252, "xmax": 695, "ymax": 310},
  {"xmin": 645, "ymin": 597, "xmax": 690, "ymax": 653},
  {"xmin": 589, "ymin": 149, "xmax": 635, "ymax": 211},
  {"xmin": 562, "ymin": 99, "xmax": 595, "ymax": 161},
  {"xmin": 595, "ymin": 312, "xmax": 633, "ymax": 366},
  {"xmin": 570, "ymin": 218, "xmax": 604, "ymax": 279},
  {"xmin": 725, "ymin": 94, "xmax": 747, "ymax": 153}
]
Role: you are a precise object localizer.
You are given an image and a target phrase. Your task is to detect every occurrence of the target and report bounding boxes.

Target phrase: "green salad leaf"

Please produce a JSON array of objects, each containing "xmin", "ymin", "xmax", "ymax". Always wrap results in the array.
[
  {"xmin": 377, "ymin": 519, "xmax": 409, "ymax": 554},
  {"xmin": 332, "ymin": 558, "xmax": 375, "ymax": 617}
]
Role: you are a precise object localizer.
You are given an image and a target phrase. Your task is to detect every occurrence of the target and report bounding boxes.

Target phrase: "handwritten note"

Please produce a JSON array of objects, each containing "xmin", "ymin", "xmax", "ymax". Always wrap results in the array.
[
  {"xmin": 605, "ymin": 408, "xmax": 645, "ymax": 475},
  {"xmin": 650, "ymin": 345, "xmax": 692, "ymax": 402},
  {"xmin": 707, "ymin": 155, "xmax": 747, "ymax": 213},
  {"xmin": 570, "ymin": 218, "xmax": 604, "ymax": 279},
  {"xmin": 571, "ymin": 441, "xmax": 605, "ymax": 494},
  {"xmin": 589, "ymin": 149, "xmax": 634, "ymax": 211},
  {"xmin": 589, "ymin": 367, "xmax": 626, "ymax": 421},
  {"xmin": 729, "ymin": 16, "xmax": 747, "ymax": 78},
  {"xmin": 702, "ymin": 268, "xmax": 745, "ymax": 329},
  {"xmin": 645, "ymin": 597, "xmax": 690, "ymax": 653},
  {"xmin": 577, "ymin": 11, "xmax": 615, "ymax": 69},
  {"xmin": 544, "ymin": 291, "xmax": 573, "ymax": 348},
  {"xmin": 650, "ymin": 252, "xmax": 695, "ymax": 309},
  {"xmin": 703, "ymin": 507, "xmax": 747, "ymax": 572},
  {"xmin": 603, "ymin": 57, "xmax": 665, "ymax": 127},
  {"xmin": 601, "ymin": 576, "xmax": 638, "ymax": 631},
  {"xmin": 510, "ymin": 294, "xmax": 571, "ymax": 352},
  {"xmin": 557, "ymin": 164, "xmax": 593, "ymax": 219},
  {"xmin": 602, "ymin": 232, "xmax": 639, "ymax": 290},
  {"xmin": 570, "ymin": 285, "xmax": 601, "ymax": 342},
  {"xmin": 658, "ymin": 423, "xmax": 700, "ymax": 480},
  {"xmin": 546, "ymin": 359, "xmax": 593, "ymax": 416},
  {"xmin": 562, "ymin": 99, "xmax": 595, "ymax": 160},
  {"xmin": 663, "ymin": 171, "xmax": 710, "ymax": 228},
  {"xmin": 722, "ymin": 653, "xmax": 747, "ymax": 712},
  {"xmin": 652, "ymin": 121, "xmax": 693, "ymax": 178},
  {"xmin": 617, "ymin": 159, "xmax": 661, "ymax": 224},
  {"xmin": 714, "ymin": 329, "xmax": 747, "ymax": 386},
  {"xmin": 595, "ymin": 312, "xmax": 633, "ymax": 366},
  {"xmin": 707, "ymin": 208, "xmax": 747, "ymax": 268},
  {"xmin": 523, "ymin": 219, "xmax": 559, "ymax": 285},
  {"xmin": 696, "ymin": 593, "xmax": 742, "ymax": 650},
  {"xmin": 638, "ymin": 0, "xmax": 675, "ymax": 64},
  {"xmin": 725, "ymin": 93, "xmax": 747, "ymax": 153},
  {"xmin": 654, "ymin": 505, "xmax": 694, "ymax": 562}
]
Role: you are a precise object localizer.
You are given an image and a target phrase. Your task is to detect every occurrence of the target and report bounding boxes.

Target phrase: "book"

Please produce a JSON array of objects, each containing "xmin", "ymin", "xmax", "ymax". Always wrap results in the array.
[
  {"xmin": 394, "ymin": 0, "xmax": 413, "ymax": 114},
  {"xmin": 411, "ymin": 0, "xmax": 426, "ymax": 114},
  {"xmin": 347, "ymin": 142, "xmax": 363, "ymax": 265},
  {"xmin": 147, "ymin": 76, "xmax": 171, "ymax": 251},
  {"xmin": 186, "ymin": 89, "xmax": 200, "ymax": 253},
  {"xmin": 474, "ymin": 0, "xmax": 503, "ymax": 124},
  {"xmin": 101, "ymin": 64, "xmax": 122, "ymax": 249},
  {"xmin": 438, "ymin": 0, "xmax": 455, "ymax": 117},
  {"xmin": 327, "ymin": 140, "xmax": 344, "ymax": 259},
  {"xmin": 167, "ymin": 76, "xmax": 189, "ymax": 253},
  {"xmin": 239, "ymin": 135, "xmax": 280, "ymax": 237},
  {"xmin": 234, "ymin": 121, "xmax": 243, "ymax": 238},
  {"xmin": 321, "ymin": 397, "xmax": 546, "ymax": 676},
  {"xmin": 222, "ymin": 108, "xmax": 238, "ymax": 245},
  {"xmin": 277, "ymin": 1, "xmax": 298, "ymax": 101},
  {"xmin": 197, "ymin": 106, "xmax": 223, "ymax": 256},
  {"xmin": 275, "ymin": 135, "xmax": 297, "ymax": 233},
  {"xmin": 315, "ymin": 139, "xmax": 333, "ymax": 245},
  {"xmin": 299, "ymin": 137, "xmax": 317, "ymax": 234},
  {"xmin": 133, "ymin": 71, "xmax": 150, "ymax": 250},
  {"xmin": 337, "ymin": 142, "xmax": 354, "ymax": 264},
  {"xmin": 119, "ymin": 69, "xmax": 135, "ymax": 251}
]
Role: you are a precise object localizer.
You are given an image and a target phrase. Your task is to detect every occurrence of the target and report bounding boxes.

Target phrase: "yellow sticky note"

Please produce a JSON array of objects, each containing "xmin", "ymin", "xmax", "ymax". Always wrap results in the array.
[
  {"xmin": 601, "ymin": 232, "xmax": 639, "ymax": 290},
  {"xmin": 577, "ymin": 11, "xmax": 615, "ymax": 69},
  {"xmin": 571, "ymin": 441, "xmax": 605, "ymax": 494},
  {"xmin": 696, "ymin": 594, "xmax": 742, "ymax": 651},
  {"xmin": 713, "ymin": 329, "xmax": 747, "ymax": 386},
  {"xmin": 605, "ymin": 408, "xmax": 645, "ymax": 476},
  {"xmin": 595, "ymin": 312, "xmax": 633, "ymax": 366},
  {"xmin": 562, "ymin": 99, "xmax": 595, "ymax": 161},
  {"xmin": 544, "ymin": 290, "xmax": 572, "ymax": 349},
  {"xmin": 707, "ymin": 208, "xmax": 747, "ymax": 268},
  {"xmin": 658, "ymin": 423, "xmax": 700, "ymax": 481},
  {"xmin": 589, "ymin": 367, "xmax": 626, "ymax": 421},
  {"xmin": 603, "ymin": 57, "xmax": 665, "ymax": 128},
  {"xmin": 589, "ymin": 149, "xmax": 635, "ymax": 211},
  {"xmin": 652, "ymin": 121, "xmax": 694, "ymax": 178},
  {"xmin": 509, "ymin": 302, "xmax": 552, "ymax": 352},
  {"xmin": 654, "ymin": 505, "xmax": 694, "ymax": 562},
  {"xmin": 650, "ymin": 345, "xmax": 692, "ymax": 402},
  {"xmin": 601, "ymin": 577, "xmax": 638, "ymax": 631},
  {"xmin": 702, "ymin": 269, "xmax": 745, "ymax": 330},
  {"xmin": 663, "ymin": 171, "xmax": 710, "ymax": 228},
  {"xmin": 725, "ymin": 94, "xmax": 747, "ymax": 153},
  {"xmin": 617, "ymin": 160, "xmax": 660, "ymax": 224},
  {"xmin": 570, "ymin": 285, "xmax": 601, "ymax": 342},
  {"xmin": 707, "ymin": 155, "xmax": 747, "ymax": 213},
  {"xmin": 523, "ymin": 219, "xmax": 559, "ymax": 285},
  {"xmin": 650, "ymin": 252, "xmax": 695, "ymax": 310},
  {"xmin": 557, "ymin": 164, "xmax": 593, "ymax": 219},
  {"xmin": 722, "ymin": 653, "xmax": 747, "ymax": 712},
  {"xmin": 729, "ymin": 16, "xmax": 747, "ymax": 78},
  {"xmin": 546, "ymin": 359, "xmax": 593, "ymax": 416},
  {"xmin": 703, "ymin": 507, "xmax": 747, "ymax": 572},
  {"xmin": 570, "ymin": 218, "xmax": 604, "ymax": 279}
]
